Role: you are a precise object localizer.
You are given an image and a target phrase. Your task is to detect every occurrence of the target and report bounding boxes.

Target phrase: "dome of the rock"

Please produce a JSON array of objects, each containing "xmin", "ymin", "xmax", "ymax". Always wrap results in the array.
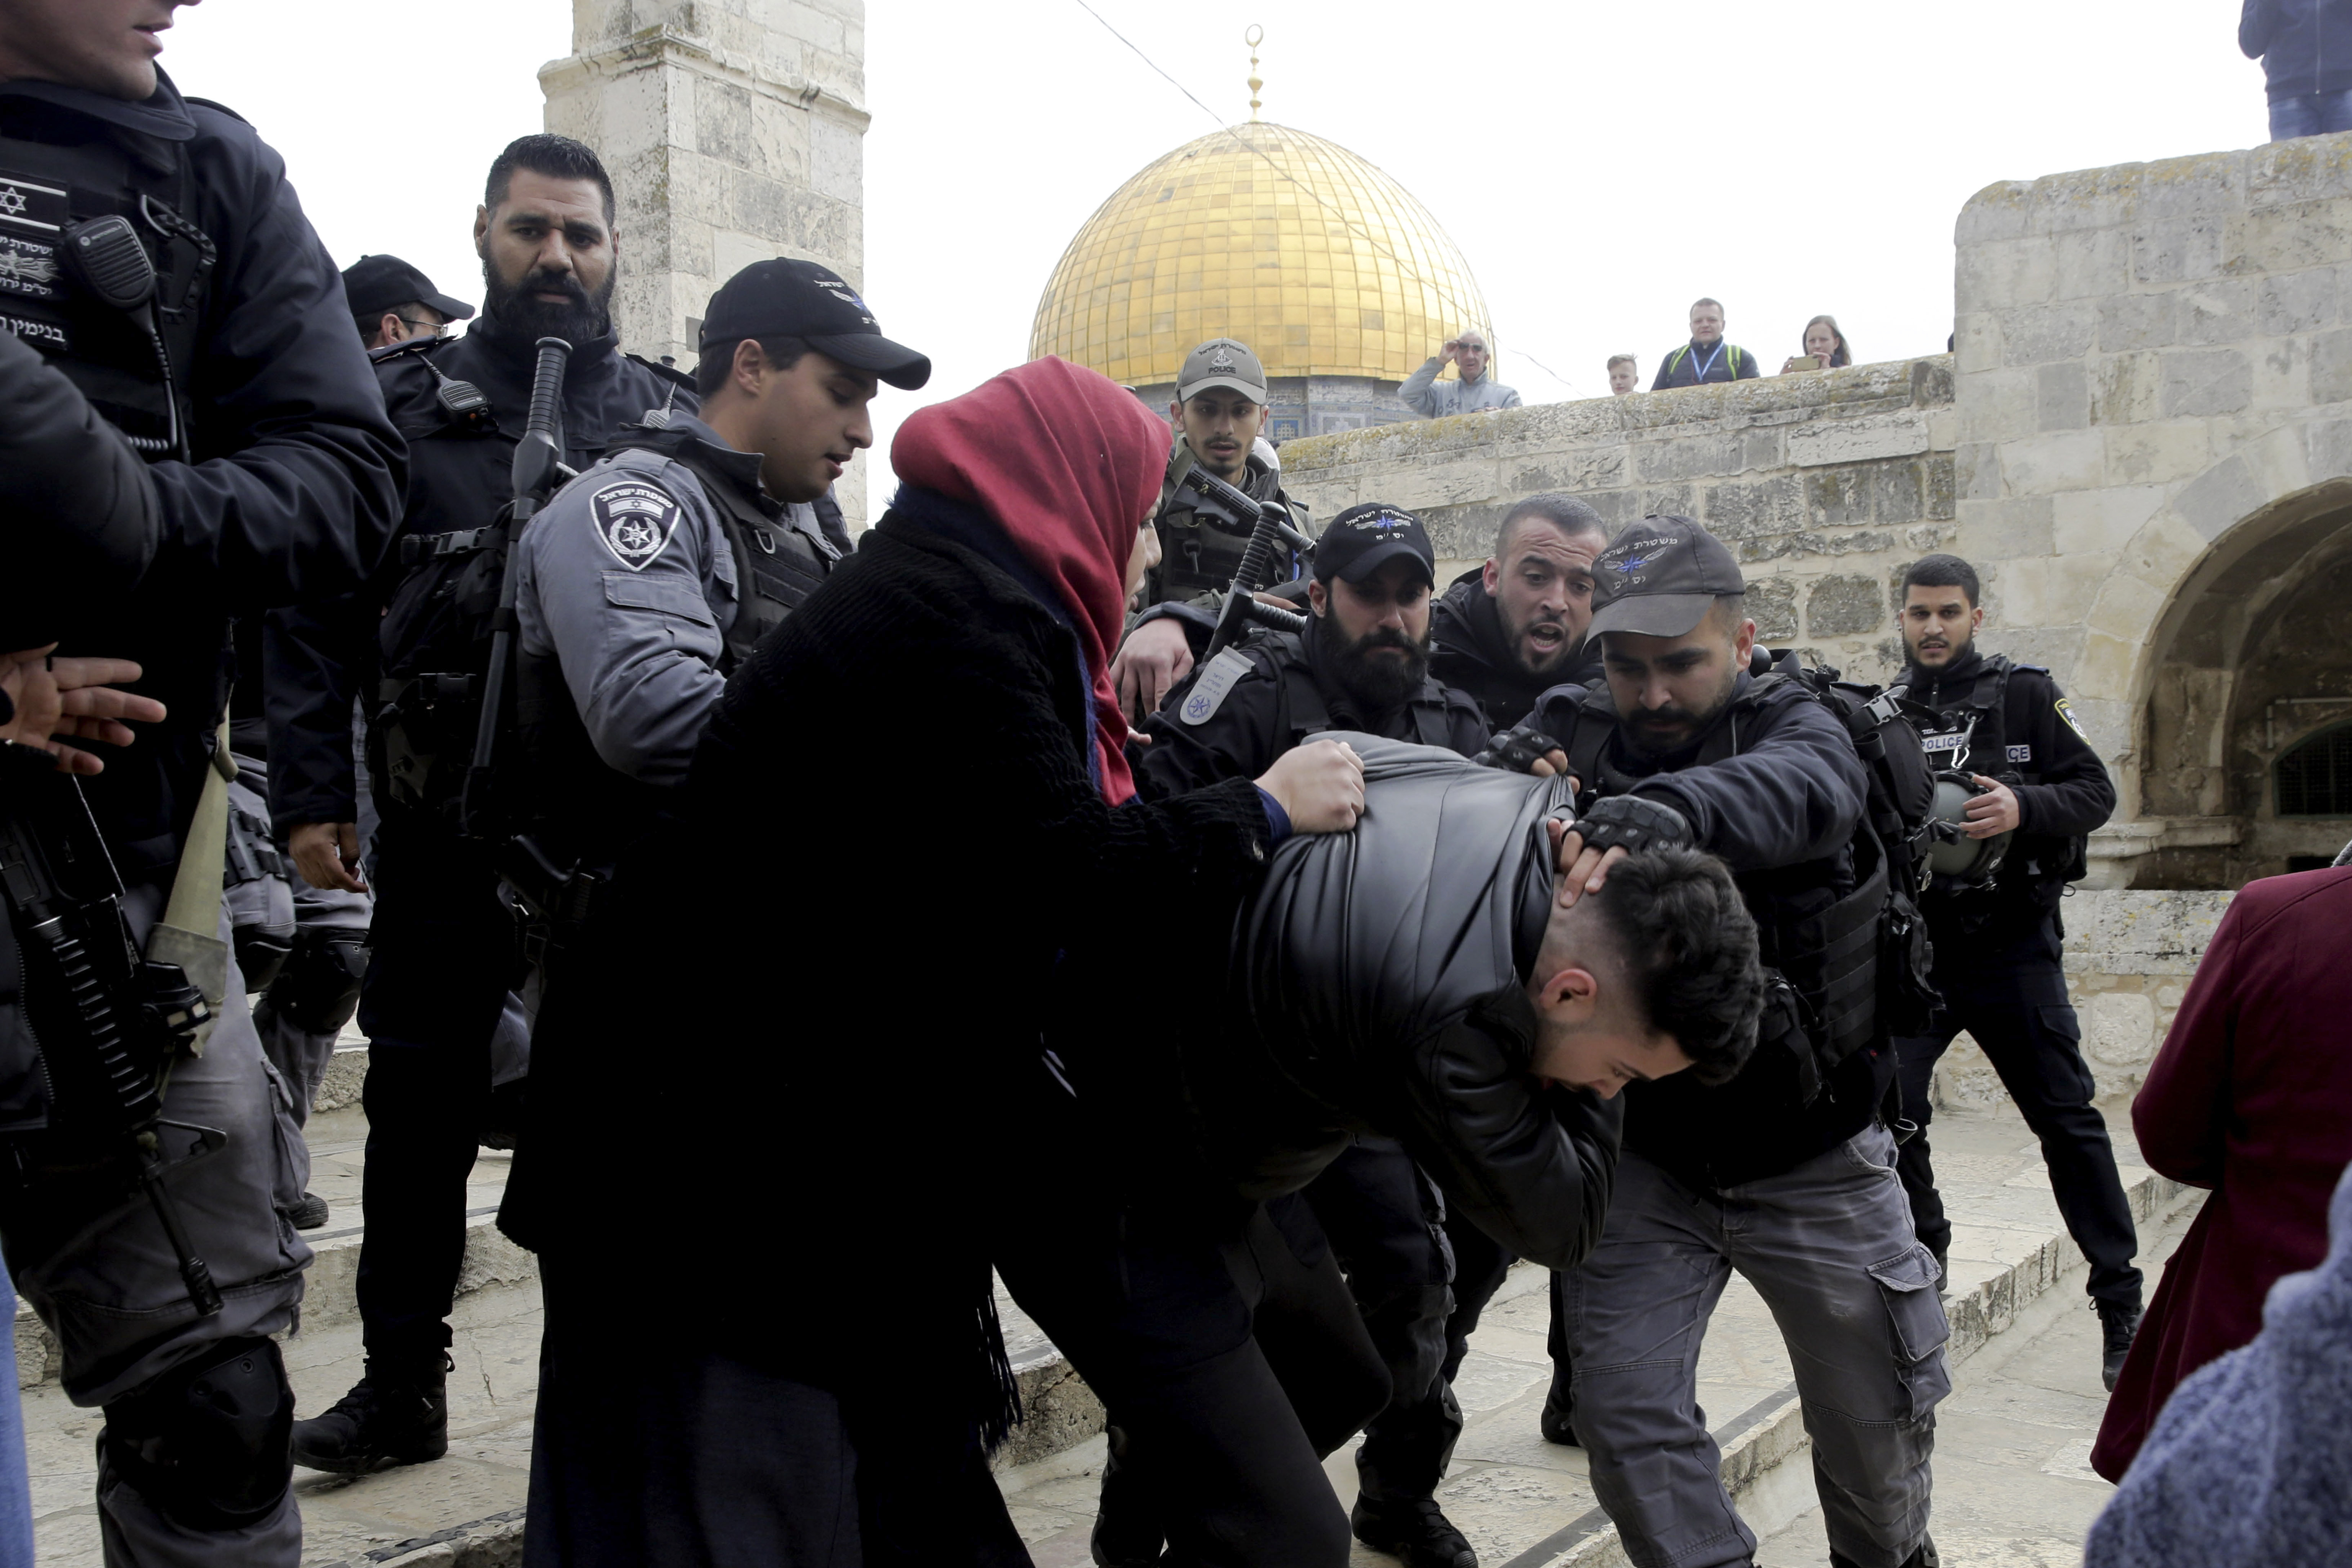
[{"xmin": 1029, "ymin": 121, "xmax": 1491, "ymax": 396}]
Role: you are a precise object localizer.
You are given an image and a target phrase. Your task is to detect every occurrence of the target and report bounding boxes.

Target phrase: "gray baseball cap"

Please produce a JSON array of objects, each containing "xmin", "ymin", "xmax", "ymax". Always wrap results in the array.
[
  {"xmin": 1586, "ymin": 516, "xmax": 1748, "ymax": 639},
  {"xmin": 1176, "ymin": 338, "xmax": 1267, "ymax": 402}
]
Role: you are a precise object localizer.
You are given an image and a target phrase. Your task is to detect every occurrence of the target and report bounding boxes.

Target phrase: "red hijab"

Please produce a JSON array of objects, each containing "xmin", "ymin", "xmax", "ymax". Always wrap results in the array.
[{"xmin": 892, "ymin": 356, "xmax": 1167, "ymax": 805}]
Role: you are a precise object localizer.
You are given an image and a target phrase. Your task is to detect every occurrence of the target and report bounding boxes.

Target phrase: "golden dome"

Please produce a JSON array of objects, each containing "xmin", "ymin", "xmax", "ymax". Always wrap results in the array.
[{"xmin": 1029, "ymin": 121, "xmax": 1492, "ymax": 387}]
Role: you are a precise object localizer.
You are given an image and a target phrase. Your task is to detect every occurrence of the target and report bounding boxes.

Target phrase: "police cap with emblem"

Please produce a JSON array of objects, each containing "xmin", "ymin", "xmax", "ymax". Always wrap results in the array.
[
  {"xmin": 341, "ymin": 254, "xmax": 475, "ymax": 323},
  {"xmin": 1315, "ymin": 503, "xmax": 1435, "ymax": 588},
  {"xmin": 700, "ymin": 258, "xmax": 931, "ymax": 390},
  {"xmin": 1586, "ymin": 516, "xmax": 1746, "ymax": 639},
  {"xmin": 1176, "ymin": 337, "xmax": 1268, "ymax": 403}
]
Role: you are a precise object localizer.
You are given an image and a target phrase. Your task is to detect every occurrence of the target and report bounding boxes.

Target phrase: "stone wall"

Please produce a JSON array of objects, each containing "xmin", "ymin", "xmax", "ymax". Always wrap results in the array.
[{"xmin": 546, "ymin": 0, "xmax": 870, "ymax": 519}]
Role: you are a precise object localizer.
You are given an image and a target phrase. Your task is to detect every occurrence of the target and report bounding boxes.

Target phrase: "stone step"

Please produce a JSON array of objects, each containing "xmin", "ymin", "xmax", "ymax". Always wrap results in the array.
[{"xmin": 995, "ymin": 1100, "xmax": 2197, "ymax": 1566}]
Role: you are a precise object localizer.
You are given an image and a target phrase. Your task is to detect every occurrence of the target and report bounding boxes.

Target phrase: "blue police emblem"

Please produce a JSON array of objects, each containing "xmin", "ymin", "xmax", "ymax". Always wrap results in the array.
[
  {"xmin": 1618, "ymin": 553, "xmax": 1652, "ymax": 571},
  {"xmin": 1179, "ymin": 648, "xmax": 1255, "ymax": 727},
  {"xmin": 591, "ymin": 481, "xmax": 682, "ymax": 571}
]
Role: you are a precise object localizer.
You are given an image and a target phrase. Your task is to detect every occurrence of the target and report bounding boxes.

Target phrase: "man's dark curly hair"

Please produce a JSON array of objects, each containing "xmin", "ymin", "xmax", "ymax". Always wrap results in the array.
[{"xmin": 1586, "ymin": 848, "xmax": 1765, "ymax": 1084}]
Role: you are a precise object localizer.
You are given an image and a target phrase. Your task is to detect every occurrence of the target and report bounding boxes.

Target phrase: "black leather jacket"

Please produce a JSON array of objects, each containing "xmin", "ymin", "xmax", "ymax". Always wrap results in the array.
[{"xmin": 1193, "ymin": 736, "xmax": 1623, "ymax": 1270}]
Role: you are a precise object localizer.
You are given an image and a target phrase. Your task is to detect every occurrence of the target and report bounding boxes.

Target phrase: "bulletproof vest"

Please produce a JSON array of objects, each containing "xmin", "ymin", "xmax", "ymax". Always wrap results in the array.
[
  {"xmin": 1148, "ymin": 448, "xmax": 1305, "ymax": 604},
  {"xmin": 0, "ymin": 122, "xmax": 213, "ymax": 459},
  {"xmin": 511, "ymin": 452, "xmax": 830, "ymax": 866},
  {"xmin": 1253, "ymin": 632, "xmax": 1466, "ymax": 754},
  {"xmin": 1910, "ymin": 655, "xmax": 2087, "ymax": 909},
  {"xmin": 1555, "ymin": 678, "xmax": 1900, "ymax": 1102}
]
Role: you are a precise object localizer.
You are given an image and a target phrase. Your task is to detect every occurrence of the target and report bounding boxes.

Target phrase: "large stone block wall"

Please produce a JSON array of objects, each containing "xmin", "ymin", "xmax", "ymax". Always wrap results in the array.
[
  {"xmin": 1275, "ymin": 357, "xmax": 1961, "ymax": 684},
  {"xmin": 545, "ymin": 0, "xmax": 869, "ymax": 518}
]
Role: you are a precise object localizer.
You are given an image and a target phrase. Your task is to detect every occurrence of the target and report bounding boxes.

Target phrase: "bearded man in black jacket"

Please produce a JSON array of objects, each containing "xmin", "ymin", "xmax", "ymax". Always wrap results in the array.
[{"xmin": 1429, "ymin": 493, "xmax": 1609, "ymax": 730}]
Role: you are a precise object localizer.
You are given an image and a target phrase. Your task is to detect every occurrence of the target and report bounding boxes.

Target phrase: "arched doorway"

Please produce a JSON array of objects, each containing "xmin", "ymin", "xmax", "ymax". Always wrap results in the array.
[{"xmin": 2135, "ymin": 480, "xmax": 2352, "ymax": 887}]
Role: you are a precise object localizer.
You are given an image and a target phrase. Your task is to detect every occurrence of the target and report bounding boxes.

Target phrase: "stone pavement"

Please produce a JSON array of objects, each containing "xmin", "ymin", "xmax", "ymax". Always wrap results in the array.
[{"xmin": 13, "ymin": 1052, "xmax": 2191, "ymax": 1566}]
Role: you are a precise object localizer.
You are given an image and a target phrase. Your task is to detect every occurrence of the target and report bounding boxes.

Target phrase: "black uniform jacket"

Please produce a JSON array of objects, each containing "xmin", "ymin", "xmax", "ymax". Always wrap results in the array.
[
  {"xmin": 1204, "ymin": 737, "xmax": 1622, "ymax": 1270},
  {"xmin": 0, "ymin": 70, "xmax": 402, "ymax": 879},
  {"xmin": 1133, "ymin": 624, "xmax": 1490, "ymax": 797},
  {"xmin": 1429, "ymin": 567, "xmax": 1601, "ymax": 732},
  {"xmin": 263, "ymin": 313, "xmax": 694, "ymax": 826},
  {"xmin": 1904, "ymin": 646, "xmax": 2116, "ymax": 933},
  {"xmin": 1533, "ymin": 673, "xmax": 1882, "ymax": 1190}
]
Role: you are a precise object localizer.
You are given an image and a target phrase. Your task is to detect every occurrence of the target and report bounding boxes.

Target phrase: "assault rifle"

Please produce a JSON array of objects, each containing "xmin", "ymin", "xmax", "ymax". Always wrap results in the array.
[
  {"xmin": 460, "ymin": 335, "xmax": 574, "ymax": 840},
  {"xmin": 1181, "ymin": 464, "xmax": 1317, "ymax": 665},
  {"xmin": 0, "ymin": 753, "xmax": 224, "ymax": 1317}
]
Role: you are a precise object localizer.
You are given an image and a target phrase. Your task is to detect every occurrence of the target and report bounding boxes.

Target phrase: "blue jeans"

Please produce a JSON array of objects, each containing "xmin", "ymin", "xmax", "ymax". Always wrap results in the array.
[{"xmin": 2271, "ymin": 88, "xmax": 2352, "ymax": 140}]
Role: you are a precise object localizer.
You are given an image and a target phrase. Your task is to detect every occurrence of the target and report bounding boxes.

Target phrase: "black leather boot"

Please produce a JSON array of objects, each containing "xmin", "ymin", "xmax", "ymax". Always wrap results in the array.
[
  {"xmin": 2097, "ymin": 1298, "xmax": 2143, "ymax": 1392},
  {"xmin": 1539, "ymin": 1362, "xmax": 1579, "ymax": 1447},
  {"xmin": 288, "ymin": 1353, "xmax": 451, "ymax": 1474},
  {"xmin": 1351, "ymin": 1494, "xmax": 1477, "ymax": 1568}
]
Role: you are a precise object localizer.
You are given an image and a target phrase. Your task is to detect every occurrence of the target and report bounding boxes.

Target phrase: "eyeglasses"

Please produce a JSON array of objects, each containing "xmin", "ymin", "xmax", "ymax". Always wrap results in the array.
[{"xmin": 395, "ymin": 317, "xmax": 449, "ymax": 339}]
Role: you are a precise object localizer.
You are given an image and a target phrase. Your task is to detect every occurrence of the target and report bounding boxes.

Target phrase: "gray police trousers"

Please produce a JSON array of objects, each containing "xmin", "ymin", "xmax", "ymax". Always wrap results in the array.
[
  {"xmin": 2, "ymin": 886, "xmax": 311, "ymax": 1568},
  {"xmin": 1560, "ymin": 1126, "xmax": 1947, "ymax": 1568}
]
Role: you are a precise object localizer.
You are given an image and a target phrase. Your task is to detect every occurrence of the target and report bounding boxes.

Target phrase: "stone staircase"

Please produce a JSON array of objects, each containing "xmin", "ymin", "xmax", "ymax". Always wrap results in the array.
[{"xmin": 13, "ymin": 1043, "xmax": 2193, "ymax": 1566}]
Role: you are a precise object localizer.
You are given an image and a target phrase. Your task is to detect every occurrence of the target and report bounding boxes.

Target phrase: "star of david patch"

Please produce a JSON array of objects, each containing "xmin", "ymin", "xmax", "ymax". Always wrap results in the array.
[{"xmin": 591, "ymin": 481, "xmax": 682, "ymax": 571}]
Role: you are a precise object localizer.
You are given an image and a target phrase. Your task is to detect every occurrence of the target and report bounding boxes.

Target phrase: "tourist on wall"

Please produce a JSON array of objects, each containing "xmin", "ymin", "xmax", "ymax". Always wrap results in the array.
[
  {"xmin": 1650, "ymin": 299, "xmax": 1761, "ymax": 389},
  {"xmin": 1888, "ymin": 553, "xmax": 2144, "ymax": 1387},
  {"xmin": 1607, "ymin": 354, "xmax": 1640, "ymax": 395},
  {"xmin": 2241, "ymin": 0, "xmax": 2352, "ymax": 141},
  {"xmin": 1401, "ymin": 330, "xmax": 1523, "ymax": 416},
  {"xmin": 2089, "ymin": 858, "xmax": 2352, "ymax": 1482},
  {"xmin": 1782, "ymin": 315, "xmax": 1853, "ymax": 373},
  {"xmin": 2083, "ymin": 1159, "xmax": 2352, "ymax": 1568}
]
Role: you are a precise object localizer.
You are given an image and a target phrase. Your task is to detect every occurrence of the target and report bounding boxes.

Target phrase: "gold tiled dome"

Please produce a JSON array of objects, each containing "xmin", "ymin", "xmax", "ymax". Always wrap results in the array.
[{"xmin": 1030, "ymin": 121, "xmax": 1491, "ymax": 386}]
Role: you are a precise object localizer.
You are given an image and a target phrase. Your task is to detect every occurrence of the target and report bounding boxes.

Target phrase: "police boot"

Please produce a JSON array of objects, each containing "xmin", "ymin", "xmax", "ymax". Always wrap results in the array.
[
  {"xmin": 1089, "ymin": 1426, "xmax": 1163, "ymax": 1566},
  {"xmin": 1538, "ymin": 1364, "xmax": 1579, "ymax": 1447},
  {"xmin": 1350, "ymin": 1494, "xmax": 1476, "ymax": 1568},
  {"xmin": 2096, "ymin": 1298, "xmax": 2143, "ymax": 1392},
  {"xmin": 289, "ymin": 1352, "xmax": 451, "ymax": 1474},
  {"xmin": 1833, "ymin": 1534, "xmax": 1938, "ymax": 1568},
  {"xmin": 288, "ymin": 1192, "xmax": 329, "ymax": 1231}
]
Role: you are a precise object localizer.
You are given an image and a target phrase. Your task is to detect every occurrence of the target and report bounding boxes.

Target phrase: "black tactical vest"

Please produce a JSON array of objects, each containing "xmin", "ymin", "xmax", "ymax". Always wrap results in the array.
[
  {"xmin": 1264, "ymin": 637, "xmax": 1467, "ymax": 754},
  {"xmin": 1147, "ymin": 448, "xmax": 1308, "ymax": 605},
  {"xmin": 0, "ymin": 121, "xmax": 212, "ymax": 459},
  {"xmin": 1556, "ymin": 679, "xmax": 1889, "ymax": 1102},
  {"xmin": 1909, "ymin": 654, "xmax": 2087, "ymax": 910}
]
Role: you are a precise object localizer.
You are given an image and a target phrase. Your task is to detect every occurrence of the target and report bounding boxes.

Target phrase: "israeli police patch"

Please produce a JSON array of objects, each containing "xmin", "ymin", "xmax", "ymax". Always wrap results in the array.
[
  {"xmin": 1179, "ymin": 648, "xmax": 1256, "ymax": 726},
  {"xmin": 2007, "ymin": 744, "xmax": 2033, "ymax": 763},
  {"xmin": 591, "ymin": 481, "xmax": 682, "ymax": 572},
  {"xmin": 2055, "ymin": 697, "xmax": 2086, "ymax": 738}
]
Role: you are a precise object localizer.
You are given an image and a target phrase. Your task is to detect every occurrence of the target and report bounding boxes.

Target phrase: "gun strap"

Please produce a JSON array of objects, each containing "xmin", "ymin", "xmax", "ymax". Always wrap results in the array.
[{"xmin": 145, "ymin": 719, "xmax": 235, "ymax": 1051}]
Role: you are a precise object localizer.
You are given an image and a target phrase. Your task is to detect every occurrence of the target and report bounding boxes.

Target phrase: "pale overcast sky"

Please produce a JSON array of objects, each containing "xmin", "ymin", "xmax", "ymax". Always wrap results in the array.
[{"xmin": 161, "ymin": 1, "xmax": 2270, "ymax": 508}]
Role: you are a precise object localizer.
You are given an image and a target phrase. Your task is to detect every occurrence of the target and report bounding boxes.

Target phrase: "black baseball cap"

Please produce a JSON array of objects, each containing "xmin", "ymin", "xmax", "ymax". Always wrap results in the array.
[
  {"xmin": 1316, "ymin": 502, "xmax": 1435, "ymax": 587},
  {"xmin": 342, "ymin": 254, "xmax": 474, "ymax": 322},
  {"xmin": 1587, "ymin": 516, "xmax": 1748, "ymax": 639},
  {"xmin": 699, "ymin": 258, "xmax": 930, "ymax": 390}
]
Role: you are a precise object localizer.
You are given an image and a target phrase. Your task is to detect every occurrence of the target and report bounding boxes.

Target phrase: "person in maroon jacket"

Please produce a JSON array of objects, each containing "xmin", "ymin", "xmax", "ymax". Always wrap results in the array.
[{"xmin": 2091, "ymin": 862, "xmax": 2352, "ymax": 1481}]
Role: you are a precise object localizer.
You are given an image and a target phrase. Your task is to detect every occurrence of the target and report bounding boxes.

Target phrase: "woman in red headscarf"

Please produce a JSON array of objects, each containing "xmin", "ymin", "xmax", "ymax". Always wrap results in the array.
[{"xmin": 513, "ymin": 357, "xmax": 1366, "ymax": 1567}]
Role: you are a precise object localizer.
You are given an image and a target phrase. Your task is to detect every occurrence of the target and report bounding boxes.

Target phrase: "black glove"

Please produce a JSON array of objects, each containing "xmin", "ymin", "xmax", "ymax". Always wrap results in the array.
[
  {"xmin": 1475, "ymin": 722, "xmax": 1566, "ymax": 773},
  {"xmin": 1565, "ymin": 794, "xmax": 1693, "ymax": 856}
]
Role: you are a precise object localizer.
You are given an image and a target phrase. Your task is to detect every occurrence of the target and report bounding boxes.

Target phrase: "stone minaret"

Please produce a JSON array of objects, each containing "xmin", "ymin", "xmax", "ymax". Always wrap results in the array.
[{"xmin": 543, "ymin": 0, "xmax": 868, "ymax": 517}]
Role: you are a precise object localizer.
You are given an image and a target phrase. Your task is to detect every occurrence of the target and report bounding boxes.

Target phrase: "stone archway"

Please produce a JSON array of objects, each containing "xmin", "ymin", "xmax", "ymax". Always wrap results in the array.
[{"xmin": 2129, "ymin": 470, "xmax": 2352, "ymax": 886}]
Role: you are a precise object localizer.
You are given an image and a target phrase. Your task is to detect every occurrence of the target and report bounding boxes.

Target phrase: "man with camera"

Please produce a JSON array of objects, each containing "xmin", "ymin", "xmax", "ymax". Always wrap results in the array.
[
  {"xmin": 1518, "ymin": 518, "xmax": 1947, "ymax": 1568},
  {"xmin": 1109, "ymin": 336, "xmax": 1315, "ymax": 720},
  {"xmin": 1889, "ymin": 552, "xmax": 2142, "ymax": 1387},
  {"xmin": 0, "ymin": 1, "xmax": 403, "ymax": 1557},
  {"xmin": 1401, "ymin": 330, "xmax": 1522, "ymax": 418},
  {"xmin": 272, "ymin": 132, "xmax": 697, "ymax": 1478}
]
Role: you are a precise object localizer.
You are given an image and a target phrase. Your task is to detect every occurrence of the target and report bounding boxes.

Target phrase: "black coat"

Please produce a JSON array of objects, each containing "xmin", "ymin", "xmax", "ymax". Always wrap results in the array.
[
  {"xmin": 0, "ymin": 71, "xmax": 403, "ymax": 880},
  {"xmin": 1428, "ymin": 568, "xmax": 1601, "ymax": 732},
  {"xmin": 1133, "ymin": 624, "xmax": 1490, "ymax": 798},
  {"xmin": 500, "ymin": 510, "xmax": 1276, "ymax": 1336},
  {"xmin": 2243, "ymin": 0, "xmax": 2352, "ymax": 99},
  {"xmin": 1209, "ymin": 737, "xmax": 1622, "ymax": 1269},
  {"xmin": 1533, "ymin": 673, "xmax": 1882, "ymax": 1189},
  {"xmin": 264, "ymin": 314, "xmax": 694, "ymax": 827}
]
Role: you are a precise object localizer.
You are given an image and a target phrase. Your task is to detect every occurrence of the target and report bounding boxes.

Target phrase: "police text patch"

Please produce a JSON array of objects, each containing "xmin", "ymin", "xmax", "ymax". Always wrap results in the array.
[
  {"xmin": 2055, "ymin": 697, "xmax": 2086, "ymax": 738},
  {"xmin": 1179, "ymin": 648, "xmax": 1256, "ymax": 726},
  {"xmin": 591, "ymin": 481, "xmax": 682, "ymax": 572},
  {"xmin": 0, "ymin": 235, "xmax": 61, "ymax": 301},
  {"xmin": 2007, "ymin": 744, "xmax": 2033, "ymax": 763}
]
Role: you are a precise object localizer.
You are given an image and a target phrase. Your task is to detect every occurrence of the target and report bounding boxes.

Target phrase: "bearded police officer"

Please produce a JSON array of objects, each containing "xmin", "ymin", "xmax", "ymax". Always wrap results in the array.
[
  {"xmin": 277, "ymin": 133, "xmax": 699, "ymax": 1476},
  {"xmin": 1133, "ymin": 504, "xmax": 1492, "ymax": 1567},
  {"xmin": 1430, "ymin": 493, "xmax": 1610, "ymax": 731},
  {"xmin": 1890, "ymin": 553, "xmax": 2142, "ymax": 1385},
  {"xmin": 1521, "ymin": 519, "xmax": 1946, "ymax": 1568},
  {"xmin": 1109, "ymin": 336, "xmax": 1313, "ymax": 720},
  {"xmin": 0, "ymin": 3, "xmax": 403, "ymax": 1560}
]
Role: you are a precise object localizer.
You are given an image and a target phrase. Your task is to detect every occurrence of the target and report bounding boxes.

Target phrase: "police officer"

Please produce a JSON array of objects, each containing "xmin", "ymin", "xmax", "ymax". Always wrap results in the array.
[
  {"xmin": 341, "ymin": 252, "xmax": 473, "ymax": 350},
  {"xmin": 1109, "ymin": 336, "xmax": 1313, "ymax": 720},
  {"xmin": 276, "ymin": 133, "xmax": 697, "ymax": 1476},
  {"xmin": 1134, "ymin": 504, "xmax": 1491, "ymax": 1568},
  {"xmin": 1890, "ymin": 552, "xmax": 2143, "ymax": 1385},
  {"xmin": 0, "ymin": 4, "xmax": 403, "ymax": 1558},
  {"xmin": 1522, "ymin": 519, "xmax": 1945, "ymax": 1568}
]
